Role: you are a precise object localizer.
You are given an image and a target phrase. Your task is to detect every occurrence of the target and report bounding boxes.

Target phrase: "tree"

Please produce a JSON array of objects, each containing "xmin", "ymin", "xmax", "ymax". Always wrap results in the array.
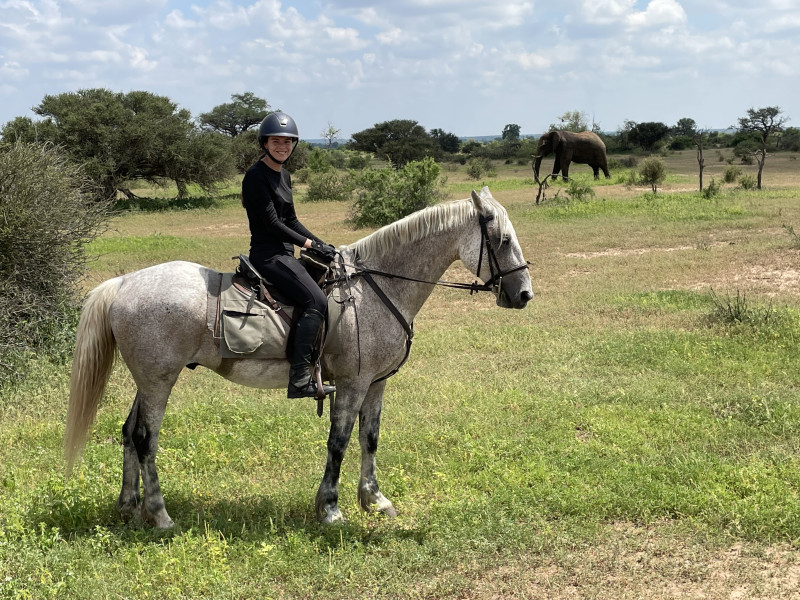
[
  {"xmin": 629, "ymin": 122, "xmax": 670, "ymax": 152},
  {"xmin": 549, "ymin": 110, "xmax": 589, "ymax": 133},
  {"xmin": 672, "ymin": 117, "xmax": 697, "ymax": 137},
  {"xmin": 0, "ymin": 89, "xmax": 235, "ymax": 200},
  {"xmin": 502, "ymin": 123, "xmax": 521, "ymax": 141},
  {"xmin": 694, "ymin": 131, "xmax": 707, "ymax": 191},
  {"xmin": 430, "ymin": 128, "xmax": 461, "ymax": 153},
  {"xmin": 348, "ymin": 120, "xmax": 438, "ymax": 167},
  {"xmin": 198, "ymin": 92, "xmax": 270, "ymax": 137},
  {"xmin": 320, "ymin": 122, "xmax": 341, "ymax": 149},
  {"xmin": 736, "ymin": 106, "xmax": 788, "ymax": 189}
]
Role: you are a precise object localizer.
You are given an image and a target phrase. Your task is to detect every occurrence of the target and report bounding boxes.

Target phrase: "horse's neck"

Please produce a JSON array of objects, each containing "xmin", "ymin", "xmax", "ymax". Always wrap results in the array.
[{"xmin": 365, "ymin": 229, "xmax": 461, "ymax": 320}]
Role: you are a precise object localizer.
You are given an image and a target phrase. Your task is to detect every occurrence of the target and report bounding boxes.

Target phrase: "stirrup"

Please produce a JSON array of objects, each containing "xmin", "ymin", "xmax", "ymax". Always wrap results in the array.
[{"xmin": 287, "ymin": 377, "xmax": 335, "ymax": 399}]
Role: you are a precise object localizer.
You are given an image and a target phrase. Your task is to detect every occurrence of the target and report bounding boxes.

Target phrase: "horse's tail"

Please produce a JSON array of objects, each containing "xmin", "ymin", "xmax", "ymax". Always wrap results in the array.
[{"xmin": 64, "ymin": 276, "xmax": 124, "ymax": 476}]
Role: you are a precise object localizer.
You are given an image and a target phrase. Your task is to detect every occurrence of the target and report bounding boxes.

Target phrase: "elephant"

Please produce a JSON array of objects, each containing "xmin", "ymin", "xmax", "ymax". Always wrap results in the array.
[{"xmin": 533, "ymin": 130, "xmax": 610, "ymax": 182}]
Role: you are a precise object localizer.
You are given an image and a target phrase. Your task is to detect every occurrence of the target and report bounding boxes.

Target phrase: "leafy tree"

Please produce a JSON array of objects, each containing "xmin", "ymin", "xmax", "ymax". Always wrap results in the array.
[
  {"xmin": 0, "ymin": 142, "xmax": 110, "ymax": 384},
  {"xmin": 549, "ymin": 110, "xmax": 589, "ymax": 133},
  {"xmin": 348, "ymin": 120, "xmax": 438, "ymax": 167},
  {"xmin": 198, "ymin": 92, "xmax": 270, "ymax": 137},
  {"xmin": 736, "ymin": 106, "xmax": 788, "ymax": 189},
  {"xmin": 502, "ymin": 124, "xmax": 521, "ymax": 141},
  {"xmin": 0, "ymin": 89, "xmax": 234, "ymax": 200},
  {"xmin": 320, "ymin": 122, "xmax": 341, "ymax": 149},
  {"xmin": 781, "ymin": 127, "xmax": 800, "ymax": 151},
  {"xmin": 430, "ymin": 128, "xmax": 461, "ymax": 153},
  {"xmin": 629, "ymin": 122, "xmax": 670, "ymax": 152},
  {"xmin": 672, "ymin": 117, "xmax": 697, "ymax": 137}
]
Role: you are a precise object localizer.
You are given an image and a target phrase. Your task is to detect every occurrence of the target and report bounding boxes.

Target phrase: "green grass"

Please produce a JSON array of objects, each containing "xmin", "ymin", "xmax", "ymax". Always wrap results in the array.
[{"xmin": 3, "ymin": 151, "xmax": 800, "ymax": 598}]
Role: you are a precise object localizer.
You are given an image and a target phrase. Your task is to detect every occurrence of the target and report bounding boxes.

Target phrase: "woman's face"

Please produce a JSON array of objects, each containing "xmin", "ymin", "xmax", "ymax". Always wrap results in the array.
[{"xmin": 265, "ymin": 136, "xmax": 294, "ymax": 163}]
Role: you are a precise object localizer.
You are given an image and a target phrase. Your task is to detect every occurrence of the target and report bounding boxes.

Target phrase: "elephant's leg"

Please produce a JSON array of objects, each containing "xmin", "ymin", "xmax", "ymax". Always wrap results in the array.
[
  {"xmin": 551, "ymin": 156, "xmax": 561, "ymax": 178},
  {"xmin": 560, "ymin": 151, "xmax": 573, "ymax": 180},
  {"xmin": 593, "ymin": 166, "xmax": 600, "ymax": 180},
  {"xmin": 117, "ymin": 395, "xmax": 142, "ymax": 522},
  {"xmin": 316, "ymin": 382, "xmax": 364, "ymax": 523},
  {"xmin": 131, "ymin": 389, "xmax": 174, "ymax": 529},
  {"xmin": 357, "ymin": 381, "xmax": 397, "ymax": 518}
]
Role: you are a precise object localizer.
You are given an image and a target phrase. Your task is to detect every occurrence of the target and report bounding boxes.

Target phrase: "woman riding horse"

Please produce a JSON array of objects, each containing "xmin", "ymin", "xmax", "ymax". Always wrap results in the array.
[{"xmin": 241, "ymin": 112, "xmax": 336, "ymax": 399}]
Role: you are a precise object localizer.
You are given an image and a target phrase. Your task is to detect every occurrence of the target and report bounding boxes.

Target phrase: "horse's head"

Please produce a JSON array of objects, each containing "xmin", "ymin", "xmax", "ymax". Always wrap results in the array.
[{"xmin": 461, "ymin": 187, "xmax": 533, "ymax": 309}]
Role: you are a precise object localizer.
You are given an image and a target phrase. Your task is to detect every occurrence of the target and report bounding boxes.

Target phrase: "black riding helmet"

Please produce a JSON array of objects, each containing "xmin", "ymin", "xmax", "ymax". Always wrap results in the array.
[{"xmin": 258, "ymin": 112, "xmax": 299, "ymax": 164}]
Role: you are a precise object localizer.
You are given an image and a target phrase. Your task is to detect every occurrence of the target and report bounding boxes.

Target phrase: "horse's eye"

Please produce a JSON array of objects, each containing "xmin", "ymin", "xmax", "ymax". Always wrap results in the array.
[{"xmin": 501, "ymin": 235, "xmax": 511, "ymax": 246}]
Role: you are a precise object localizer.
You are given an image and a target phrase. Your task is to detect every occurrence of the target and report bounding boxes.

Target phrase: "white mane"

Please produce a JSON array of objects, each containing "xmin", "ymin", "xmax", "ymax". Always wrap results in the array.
[{"xmin": 350, "ymin": 195, "xmax": 509, "ymax": 263}]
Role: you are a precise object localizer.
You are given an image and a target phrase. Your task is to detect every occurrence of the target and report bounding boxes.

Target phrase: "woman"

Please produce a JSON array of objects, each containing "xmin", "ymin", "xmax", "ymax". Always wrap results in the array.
[{"xmin": 241, "ymin": 112, "xmax": 336, "ymax": 399}]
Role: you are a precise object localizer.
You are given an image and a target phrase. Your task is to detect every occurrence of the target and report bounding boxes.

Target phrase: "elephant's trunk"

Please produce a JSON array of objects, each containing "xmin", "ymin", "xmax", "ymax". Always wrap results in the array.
[{"xmin": 532, "ymin": 154, "xmax": 544, "ymax": 182}]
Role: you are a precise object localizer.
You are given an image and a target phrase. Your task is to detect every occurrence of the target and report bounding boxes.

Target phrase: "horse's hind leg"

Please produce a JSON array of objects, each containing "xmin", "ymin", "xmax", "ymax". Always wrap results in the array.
[
  {"xmin": 117, "ymin": 395, "xmax": 141, "ymax": 522},
  {"xmin": 357, "ymin": 381, "xmax": 397, "ymax": 518},
  {"xmin": 122, "ymin": 388, "xmax": 174, "ymax": 528}
]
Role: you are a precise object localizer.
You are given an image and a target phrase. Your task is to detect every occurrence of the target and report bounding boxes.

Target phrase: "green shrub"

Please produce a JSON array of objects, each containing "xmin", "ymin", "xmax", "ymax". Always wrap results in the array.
[
  {"xmin": 637, "ymin": 156, "xmax": 666, "ymax": 193},
  {"xmin": 739, "ymin": 174, "xmax": 757, "ymax": 190},
  {"xmin": 346, "ymin": 153, "xmax": 370, "ymax": 170},
  {"xmin": 0, "ymin": 142, "xmax": 110, "ymax": 387},
  {"xmin": 565, "ymin": 179, "xmax": 596, "ymax": 202},
  {"xmin": 609, "ymin": 156, "xmax": 638, "ymax": 170},
  {"xmin": 466, "ymin": 157, "xmax": 490, "ymax": 180},
  {"xmin": 349, "ymin": 157, "xmax": 445, "ymax": 227},
  {"xmin": 304, "ymin": 170, "xmax": 353, "ymax": 203},
  {"xmin": 723, "ymin": 165, "xmax": 742, "ymax": 183},
  {"xmin": 701, "ymin": 178, "xmax": 721, "ymax": 199}
]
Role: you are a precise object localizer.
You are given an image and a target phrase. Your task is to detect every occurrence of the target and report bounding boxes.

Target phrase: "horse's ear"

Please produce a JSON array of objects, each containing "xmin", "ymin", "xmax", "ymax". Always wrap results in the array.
[
  {"xmin": 470, "ymin": 189, "xmax": 483, "ymax": 211},
  {"xmin": 470, "ymin": 187, "xmax": 491, "ymax": 212}
]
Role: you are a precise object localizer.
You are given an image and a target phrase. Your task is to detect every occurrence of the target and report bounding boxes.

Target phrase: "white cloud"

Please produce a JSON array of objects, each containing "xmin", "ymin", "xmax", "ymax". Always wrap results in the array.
[{"xmin": 625, "ymin": 0, "xmax": 687, "ymax": 28}]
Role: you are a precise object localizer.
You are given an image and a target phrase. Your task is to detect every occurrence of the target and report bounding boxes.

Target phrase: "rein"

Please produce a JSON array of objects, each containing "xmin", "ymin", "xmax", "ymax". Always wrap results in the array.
[{"xmin": 323, "ymin": 212, "xmax": 530, "ymax": 384}]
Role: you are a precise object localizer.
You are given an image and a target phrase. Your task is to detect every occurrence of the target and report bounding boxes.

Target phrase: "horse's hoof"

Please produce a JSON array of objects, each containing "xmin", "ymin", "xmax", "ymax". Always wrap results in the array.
[
  {"xmin": 116, "ymin": 499, "xmax": 140, "ymax": 523},
  {"xmin": 319, "ymin": 505, "xmax": 345, "ymax": 524},
  {"xmin": 142, "ymin": 507, "xmax": 175, "ymax": 529}
]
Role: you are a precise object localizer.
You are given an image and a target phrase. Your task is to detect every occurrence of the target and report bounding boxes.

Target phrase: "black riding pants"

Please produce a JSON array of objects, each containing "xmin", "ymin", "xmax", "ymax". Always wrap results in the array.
[{"xmin": 251, "ymin": 253, "xmax": 327, "ymax": 315}]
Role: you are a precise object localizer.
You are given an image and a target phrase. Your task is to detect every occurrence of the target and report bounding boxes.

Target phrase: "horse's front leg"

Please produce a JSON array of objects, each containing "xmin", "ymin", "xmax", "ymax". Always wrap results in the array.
[
  {"xmin": 315, "ymin": 383, "xmax": 365, "ymax": 523},
  {"xmin": 357, "ymin": 381, "xmax": 397, "ymax": 518}
]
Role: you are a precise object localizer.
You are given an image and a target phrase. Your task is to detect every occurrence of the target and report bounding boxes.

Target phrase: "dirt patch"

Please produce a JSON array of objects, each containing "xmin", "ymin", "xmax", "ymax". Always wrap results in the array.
[{"xmin": 454, "ymin": 523, "xmax": 800, "ymax": 600}]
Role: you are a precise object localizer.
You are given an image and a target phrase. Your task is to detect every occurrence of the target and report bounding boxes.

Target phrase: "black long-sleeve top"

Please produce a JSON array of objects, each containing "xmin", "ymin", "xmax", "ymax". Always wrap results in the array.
[{"xmin": 241, "ymin": 160, "xmax": 321, "ymax": 260}]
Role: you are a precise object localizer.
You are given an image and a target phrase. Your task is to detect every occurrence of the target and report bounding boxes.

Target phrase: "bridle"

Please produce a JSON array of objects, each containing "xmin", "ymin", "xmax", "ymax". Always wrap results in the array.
[{"xmin": 475, "ymin": 213, "xmax": 530, "ymax": 300}]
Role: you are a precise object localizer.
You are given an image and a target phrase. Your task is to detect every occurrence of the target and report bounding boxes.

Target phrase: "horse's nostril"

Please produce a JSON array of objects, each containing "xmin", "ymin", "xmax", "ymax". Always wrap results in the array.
[{"xmin": 521, "ymin": 290, "xmax": 534, "ymax": 302}]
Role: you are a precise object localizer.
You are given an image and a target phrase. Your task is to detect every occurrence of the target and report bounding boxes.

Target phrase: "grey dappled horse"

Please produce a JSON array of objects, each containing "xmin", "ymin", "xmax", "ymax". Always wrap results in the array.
[{"xmin": 64, "ymin": 187, "xmax": 533, "ymax": 527}]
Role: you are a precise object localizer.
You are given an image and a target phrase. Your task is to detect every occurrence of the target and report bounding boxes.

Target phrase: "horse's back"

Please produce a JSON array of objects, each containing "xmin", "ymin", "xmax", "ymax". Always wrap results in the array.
[{"xmin": 110, "ymin": 261, "xmax": 217, "ymax": 376}]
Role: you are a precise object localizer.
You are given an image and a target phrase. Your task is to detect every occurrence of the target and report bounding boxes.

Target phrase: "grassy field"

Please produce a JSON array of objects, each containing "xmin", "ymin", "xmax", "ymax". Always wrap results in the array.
[{"xmin": 2, "ymin": 150, "xmax": 800, "ymax": 598}]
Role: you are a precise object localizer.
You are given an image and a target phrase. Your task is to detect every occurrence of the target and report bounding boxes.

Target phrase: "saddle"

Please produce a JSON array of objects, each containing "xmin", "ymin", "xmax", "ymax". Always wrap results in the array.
[{"xmin": 210, "ymin": 252, "xmax": 339, "ymax": 361}]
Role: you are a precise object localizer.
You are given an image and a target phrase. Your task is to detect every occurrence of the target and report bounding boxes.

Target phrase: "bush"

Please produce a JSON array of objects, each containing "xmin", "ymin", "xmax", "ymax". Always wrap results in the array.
[
  {"xmin": 609, "ymin": 156, "xmax": 638, "ymax": 170},
  {"xmin": 565, "ymin": 180, "xmax": 596, "ymax": 203},
  {"xmin": 739, "ymin": 174, "xmax": 757, "ymax": 190},
  {"xmin": 637, "ymin": 156, "xmax": 667, "ymax": 193},
  {"xmin": 466, "ymin": 157, "xmax": 491, "ymax": 180},
  {"xmin": 349, "ymin": 157, "xmax": 446, "ymax": 228},
  {"xmin": 0, "ymin": 142, "xmax": 110, "ymax": 386},
  {"xmin": 701, "ymin": 178, "xmax": 721, "ymax": 199},
  {"xmin": 723, "ymin": 165, "xmax": 742, "ymax": 183},
  {"xmin": 304, "ymin": 170, "xmax": 353, "ymax": 203}
]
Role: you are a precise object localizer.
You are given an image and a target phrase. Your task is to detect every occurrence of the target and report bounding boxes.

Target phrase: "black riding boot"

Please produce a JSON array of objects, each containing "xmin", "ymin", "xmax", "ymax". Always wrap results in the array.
[{"xmin": 287, "ymin": 309, "xmax": 336, "ymax": 399}]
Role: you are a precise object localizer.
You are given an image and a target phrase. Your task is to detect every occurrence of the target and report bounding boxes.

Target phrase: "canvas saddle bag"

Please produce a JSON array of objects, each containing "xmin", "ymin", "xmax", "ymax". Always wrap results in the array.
[{"xmin": 207, "ymin": 253, "xmax": 344, "ymax": 360}]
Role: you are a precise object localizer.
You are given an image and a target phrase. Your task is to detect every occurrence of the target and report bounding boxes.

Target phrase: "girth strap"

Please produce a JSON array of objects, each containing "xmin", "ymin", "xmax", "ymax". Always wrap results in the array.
[{"xmin": 360, "ymin": 270, "xmax": 414, "ymax": 383}]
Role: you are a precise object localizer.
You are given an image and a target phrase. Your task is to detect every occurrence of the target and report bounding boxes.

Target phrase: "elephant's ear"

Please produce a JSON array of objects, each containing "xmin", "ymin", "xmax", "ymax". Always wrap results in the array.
[{"xmin": 553, "ymin": 130, "xmax": 565, "ymax": 148}]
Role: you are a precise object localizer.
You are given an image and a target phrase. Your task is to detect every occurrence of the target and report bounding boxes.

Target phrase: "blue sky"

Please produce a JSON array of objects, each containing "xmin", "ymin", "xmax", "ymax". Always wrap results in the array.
[{"xmin": 1, "ymin": 0, "xmax": 798, "ymax": 140}]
